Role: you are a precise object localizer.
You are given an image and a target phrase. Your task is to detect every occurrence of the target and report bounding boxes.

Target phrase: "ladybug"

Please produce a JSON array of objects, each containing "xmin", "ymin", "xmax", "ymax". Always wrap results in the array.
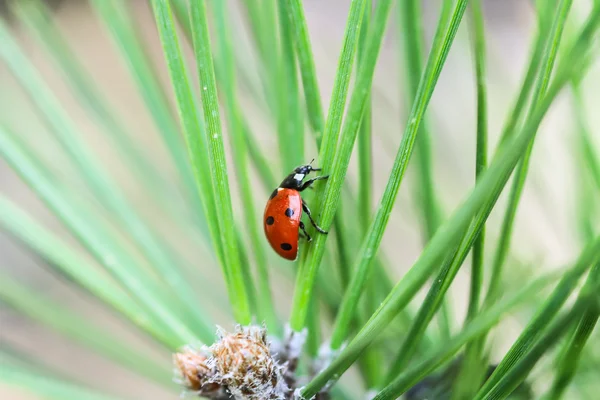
[{"xmin": 263, "ymin": 161, "xmax": 329, "ymax": 260}]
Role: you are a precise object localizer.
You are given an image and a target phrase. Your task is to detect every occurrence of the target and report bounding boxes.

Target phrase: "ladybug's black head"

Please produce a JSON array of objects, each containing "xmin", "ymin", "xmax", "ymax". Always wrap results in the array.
[
  {"xmin": 293, "ymin": 164, "xmax": 315, "ymax": 176},
  {"xmin": 293, "ymin": 158, "xmax": 320, "ymax": 176},
  {"xmin": 279, "ymin": 160, "xmax": 322, "ymax": 189}
]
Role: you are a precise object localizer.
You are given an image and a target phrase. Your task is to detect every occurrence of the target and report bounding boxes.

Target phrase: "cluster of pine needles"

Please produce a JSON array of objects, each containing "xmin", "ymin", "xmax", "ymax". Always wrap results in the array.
[{"xmin": 1, "ymin": 0, "xmax": 600, "ymax": 399}]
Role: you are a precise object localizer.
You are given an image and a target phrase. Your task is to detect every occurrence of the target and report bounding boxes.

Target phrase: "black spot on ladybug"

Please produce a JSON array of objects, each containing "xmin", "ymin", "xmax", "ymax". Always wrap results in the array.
[
  {"xmin": 266, "ymin": 216, "xmax": 275, "ymax": 225},
  {"xmin": 269, "ymin": 189, "xmax": 278, "ymax": 200},
  {"xmin": 285, "ymin": 208, "xmax": 294, "ymax": 217},
  {"xmin": 280, "ymin": 243, "xmax": 292, "ymax": 251}
]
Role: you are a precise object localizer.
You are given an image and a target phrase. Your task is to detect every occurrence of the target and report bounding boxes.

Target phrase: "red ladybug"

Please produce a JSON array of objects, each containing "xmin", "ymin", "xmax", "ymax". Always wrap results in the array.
[{"xmin": 263, "ymin": 161, "xmax": 328, "ymax": 260}]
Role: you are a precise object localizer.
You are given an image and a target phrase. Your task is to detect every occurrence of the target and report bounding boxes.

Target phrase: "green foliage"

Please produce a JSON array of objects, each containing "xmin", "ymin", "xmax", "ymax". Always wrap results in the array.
[
  {"xmin": 547, "ymin": 261, "xmax": 600, "ymax": 399},
  {"xmin": 0, "ymin": 275, "xmax": 172, "ymax": 385},
  {"xmin": 281, "ymin": 0, "xmax": 325, "ymax": 138},
  {"xmin": 375, "ymin": 268, "xmax": 566, "ymax": 399},
  {"xmin": 330, "ymin": 0, "xmax": 469, "ymax": 354},
  {"xmin": 1, "ymin": 1, "xmax": 600, "ymax": 399},
  {"xmin": 289, "ymin": 0, "xmax": 369, "ymax": 332},
  {"xmin": 211, "ymin": 0, "xmax": 279, "ymax": 333},
  {"xmin": 1, "ymin": 363, "xmax": 123, "ymax": 400}
]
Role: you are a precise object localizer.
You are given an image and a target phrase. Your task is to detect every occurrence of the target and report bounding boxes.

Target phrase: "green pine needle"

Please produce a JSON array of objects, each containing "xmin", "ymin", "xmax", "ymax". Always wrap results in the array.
[
  {"xmin": 487, "ymin": 0, "xmax": 574, "ymax": 305},
  {"xmin": 328, "ymin": 0, "xmax": 467, "ymax": 352},
  {"xmin": 0, "ymin": 362, "xmax": 124, "ymax": 400},
  {"xmin": 2, "ymin": 1, "xmax": 600, "ymax": 398},
  {"xmin": 276, "ymin": 2, "xmax": 304, "ymax": 171},
  {"xmin": 374, "ymin": 268, "xmax": 565, "ymax": 399},
  {"xmin": 0, "ymin": 195, "xmax": 177, "ymax": 348},
  {"xmin": 0, "ymin": 128, "xmax": 201, "ymax": 345},
  {"xmin": 0, "ymin": 275, "xmax": 172, "ymax": 385},
  {"xmin": 89, "ymin": 0, "xmax": 197, "ymax": 198},
  {"xmin": 475, "ymin": 235, "xmax": 600, "ymax": 398},
  {"xmin": 547, "ymin": 261, "xmax": 600, "ymax": 399},
  {"xmin": 149, "ymin": 0, "xmax": 253, "ymax": 324},
  {"xmin": 301, "ymin": 21, "xmax": 591, "ymax": 394},
  {"xmin": 282, "ymin": 0, "xmax": 325, "ymax": 138},
  {"xmin": 211, "ymin": 0, "xmax": 279, "ymax": 334},
  {"xmin": 398, "ymin": 0, "xmax": 451, "ymax": 342},
  {"xmin": 188, "ymin": 0, "xmax": 253, "ymax": 325},
  {"xmin": 0, "ymin": 17, "xmax": 211, "ymax": 337},
  {"xmin": 289, "ymin": 0, "xmax": 368, "ymax": 332}
]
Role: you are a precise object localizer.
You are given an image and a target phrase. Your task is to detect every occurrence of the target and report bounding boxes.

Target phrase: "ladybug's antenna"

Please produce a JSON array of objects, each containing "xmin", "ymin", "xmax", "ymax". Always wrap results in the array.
[{"xmin": 308, "ymin": 158, "xmax": 321, "ymax": 172}]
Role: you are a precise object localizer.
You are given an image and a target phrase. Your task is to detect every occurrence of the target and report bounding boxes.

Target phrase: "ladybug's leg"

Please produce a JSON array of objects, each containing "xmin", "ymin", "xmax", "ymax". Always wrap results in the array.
[
  {"xmin": 298, "ymin": 175, "xmax": 329, "ymax": 192},
  {"xmin": 302, "ymin": 199, "xmax": 328, "ymax": 234},
  {"xmin": 299, "ymin": 221, "xmax": 312, "ymax": 242}
]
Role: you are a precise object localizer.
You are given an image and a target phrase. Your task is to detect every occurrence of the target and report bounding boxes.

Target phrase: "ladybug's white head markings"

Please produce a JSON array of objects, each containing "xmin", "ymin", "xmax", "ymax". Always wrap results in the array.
[{"xmin": 293, "ymin": 173, "xmax": 305, "ymax": 182}]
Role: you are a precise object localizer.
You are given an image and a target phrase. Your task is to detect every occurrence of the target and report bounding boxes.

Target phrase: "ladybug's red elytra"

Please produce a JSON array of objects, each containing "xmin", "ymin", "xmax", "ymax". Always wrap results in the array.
[{"xmin": 263, "ymin": 161, "xmax": 328, "ymax": 260}]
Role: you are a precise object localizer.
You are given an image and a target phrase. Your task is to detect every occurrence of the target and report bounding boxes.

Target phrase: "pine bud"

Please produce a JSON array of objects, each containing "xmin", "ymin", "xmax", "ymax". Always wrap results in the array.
[
  {"xmin": 209, "ymin": 325, "xmax": 288, "ymax": 399},
  {"xmin": 173, "ymin": 347, "xmax": 223, "ymax": 396}
]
